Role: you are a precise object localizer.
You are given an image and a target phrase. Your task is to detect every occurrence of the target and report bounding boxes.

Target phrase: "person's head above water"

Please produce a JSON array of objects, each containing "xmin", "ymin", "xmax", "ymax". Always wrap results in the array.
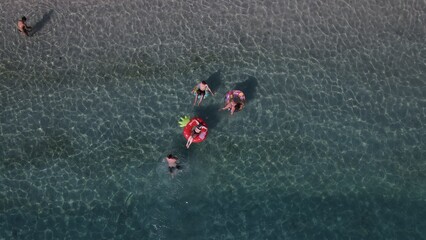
[
  {"xmin": 201, "ymin": 81, "xmax": 207, "ymax": 84},
  {"xmin": 194, "ymin": 124, "xmax": 203, "ymax": 133},
  {"xmin": 167, "ymin": 154, "xmax": 173, "ymax": 159},
  {"xmin": 21, "ymin": 16, "xmax": 27, "ymax": 21},
  {"xmin": 235, "ymin": 102, "xmax": 243, "ymax": 111}
]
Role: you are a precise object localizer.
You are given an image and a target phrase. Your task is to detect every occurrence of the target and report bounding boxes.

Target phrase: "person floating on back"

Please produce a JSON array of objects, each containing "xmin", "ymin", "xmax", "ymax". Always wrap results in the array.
[
  {"xmin": 182, "ymin": 117, "xmax": 209, "ymax": 149},
  {"xmin": 185, "ymin": 119, "xmax": 208, "ymax": 149},
  {"xmin": 17, "ymin": 16, "xmax": 32, "ymax": 36},
  {"xmin": 192, "ymin": 81, "xmax": 214, "ymax": 106}
]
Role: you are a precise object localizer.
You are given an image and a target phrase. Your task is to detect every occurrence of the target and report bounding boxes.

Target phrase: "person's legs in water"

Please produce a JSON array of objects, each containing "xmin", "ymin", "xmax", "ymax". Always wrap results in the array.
[
  {"xmin": 193, "ymin": 89, "xmax": 203, "ymax": 106},
  {"xmin": 193, "ymin": 93, "xmax": 199, "ymax": 106},
  {"xmin": 169, "ymin": 166, "xmax": 179, "ymax": 177},
  {"xmin": 198, "ymin": 93, "xmax": 205, "ymax": 106},
  {"xmin": 186, "ymin": 136, "xmax": 194, "ymax": 148},
  {"xmin": 197, "ymin": 90, "xmax": 206, "ymax": 106}
]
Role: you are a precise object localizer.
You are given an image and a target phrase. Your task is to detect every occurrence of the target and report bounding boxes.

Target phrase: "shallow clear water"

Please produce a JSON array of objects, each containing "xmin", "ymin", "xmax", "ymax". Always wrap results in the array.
[{"xmin": 1, "ymin": 0, "xmax": 425, "ymax": 239}]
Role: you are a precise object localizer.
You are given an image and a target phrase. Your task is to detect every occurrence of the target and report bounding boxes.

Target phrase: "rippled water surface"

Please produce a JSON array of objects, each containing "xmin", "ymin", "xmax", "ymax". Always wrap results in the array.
[{"xmin": 1, "ymin": 0, "xmax": 425, "ymax": 239}]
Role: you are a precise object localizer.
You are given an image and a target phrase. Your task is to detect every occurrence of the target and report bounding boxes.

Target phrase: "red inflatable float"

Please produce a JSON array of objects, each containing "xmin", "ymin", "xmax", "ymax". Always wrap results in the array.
[{"xmin": 183, "ymin": 117, "xmax": 208, "ymax": 143}]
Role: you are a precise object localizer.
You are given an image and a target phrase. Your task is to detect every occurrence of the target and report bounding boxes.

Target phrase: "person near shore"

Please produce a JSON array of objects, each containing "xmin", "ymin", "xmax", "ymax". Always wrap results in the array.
[
  {"xmin": 17, "ymin": 16, "xmax": 32, "ymax": 36},
  {"xmin": 192, "ymin": 81, "xmax": 214, "ymax": 106}
]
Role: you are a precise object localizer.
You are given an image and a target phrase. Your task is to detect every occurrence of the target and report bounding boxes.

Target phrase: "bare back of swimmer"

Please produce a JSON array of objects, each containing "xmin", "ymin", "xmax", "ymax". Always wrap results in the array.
[
  {"xmin": 17, "ymin": 16, "xmax": 32, "ymax": 36},
  {"xmin": 166, "ymin": 154, "xmax": 181, "ymax": 177}
]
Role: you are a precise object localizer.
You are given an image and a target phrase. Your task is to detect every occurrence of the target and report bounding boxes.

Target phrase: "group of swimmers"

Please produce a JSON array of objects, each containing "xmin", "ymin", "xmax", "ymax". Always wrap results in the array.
[
  {"xmin": 192, "ymin": 80, "xmax": 245, "ymax": 112},
  {"xmin": 167, "ymin": 80, "xmax": 247, "ymax": 176},
  {"xmin": 16, "ymin": 16, "xmax": 245, "ymax": 177},
  {"xmin": 187, "ymin": 81, "xmax": 246, "ymax": 147}
]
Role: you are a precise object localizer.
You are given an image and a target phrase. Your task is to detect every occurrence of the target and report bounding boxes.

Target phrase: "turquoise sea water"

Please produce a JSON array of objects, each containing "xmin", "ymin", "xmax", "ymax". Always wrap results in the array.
[{"xmin": 1, "ymin": 0, "xmax": 425, "ymax": 239}]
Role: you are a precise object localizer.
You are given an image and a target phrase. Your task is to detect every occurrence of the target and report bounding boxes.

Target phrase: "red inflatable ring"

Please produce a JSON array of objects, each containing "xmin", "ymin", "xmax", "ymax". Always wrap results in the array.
[{"xmin": 183, "ymin": 117, "xmax": 208, "ymax": 143}]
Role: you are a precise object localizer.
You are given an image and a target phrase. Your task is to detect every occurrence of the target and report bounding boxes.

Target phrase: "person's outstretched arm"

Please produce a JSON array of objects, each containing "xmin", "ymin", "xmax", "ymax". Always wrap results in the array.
[
  {"xmin": 207, "ymin": 85, "xmax": 214, "ymax": 96},
  {"xmin": 221, "ymin": 102, "xmax": 232, "ymax": 111}
]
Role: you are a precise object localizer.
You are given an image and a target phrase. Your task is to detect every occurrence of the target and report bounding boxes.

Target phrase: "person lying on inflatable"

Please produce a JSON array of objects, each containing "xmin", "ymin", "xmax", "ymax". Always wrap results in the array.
[
  {"xmin": 221, "ymin": 90, "xmax": 245, "ymax": 115},
  {"xmin": 183, "ymin": 118, "xmax": 208, "ymax": 149},
  {"xmin": 221, "ymin": 100, "xmax": 244, "ymax": 115}
]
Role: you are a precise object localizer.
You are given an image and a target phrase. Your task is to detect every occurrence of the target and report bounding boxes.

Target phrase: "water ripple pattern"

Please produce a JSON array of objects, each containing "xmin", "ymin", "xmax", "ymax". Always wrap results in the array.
[{"xmin": 1, "ymin": 0, "xmax": 425, "ymax": 239}]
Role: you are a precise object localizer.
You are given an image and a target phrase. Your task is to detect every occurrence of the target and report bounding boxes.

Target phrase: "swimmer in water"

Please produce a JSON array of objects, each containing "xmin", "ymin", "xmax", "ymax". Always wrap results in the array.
[
  {"xmin": 192, "ymin": 81, "xmax": 214, "ymax": 106},
  {"xmin": 166, "ymin": 154, "xmax": 181, "ymax": 177},
  {"xmin": 220, "ymin": 100, "xmax": 244, "ymax": 115},
  {"xmin": 17, "ymin": 16, "xmax": 32, "ymax": 36}
]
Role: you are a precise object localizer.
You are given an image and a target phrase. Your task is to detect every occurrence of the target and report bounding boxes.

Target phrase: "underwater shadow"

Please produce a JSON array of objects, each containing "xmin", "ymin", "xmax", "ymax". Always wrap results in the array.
[
  {"xmin": 169, "ymin": 132, "xmax": 189, "ymax": 152},
  {"xmin": 194, "ymin": 104, "xmax": 221, "ymax": 130},
  {"xmin": 31, "ymin": 9, "xmax": 54, "ymax": 36},
  {"xmin": 205, "ymin": 71, "xmax": 222, "ymax": 93},
  {"xmin": 234, "ymin": 76, "xmax": 258, "ymax": 102}
]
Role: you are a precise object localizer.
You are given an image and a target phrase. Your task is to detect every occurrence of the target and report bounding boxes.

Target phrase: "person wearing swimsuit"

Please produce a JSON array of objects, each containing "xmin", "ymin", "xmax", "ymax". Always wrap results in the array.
[
  {"xmin": 185, "ymin": 121, "xmax": 207, "ymax": 148},
  {"xmin": 166, "ymin": 154, "xmax": 181, "ymax": 177},
  {"xmin": 17, "ymin": 16, "xmax": 32, "ymax": 36},
  {"xmin": 192, "ymin": 81, "xmax": 214, "ymax": 106},
  {"xmin": 220, "ymin": 100, "xmax": 243, "ymax": 115}
]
